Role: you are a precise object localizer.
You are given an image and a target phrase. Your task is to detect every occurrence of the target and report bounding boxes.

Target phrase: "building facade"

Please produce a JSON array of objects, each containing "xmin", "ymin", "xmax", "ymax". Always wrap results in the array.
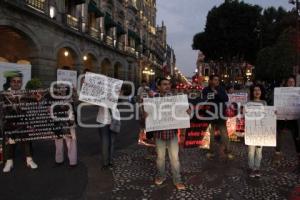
[
  {"xmin": 0, "ymin": 0, "xmax": 171, "ymax": 86},
  {"xmin": 196, "ymin": 51, "xmax": 254, "ymax": 85}
]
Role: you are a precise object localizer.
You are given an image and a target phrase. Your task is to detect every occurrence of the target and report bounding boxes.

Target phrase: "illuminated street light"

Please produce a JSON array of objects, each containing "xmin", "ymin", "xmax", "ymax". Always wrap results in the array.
[
  {"xmin": 83, "ymin": 55, "xmax": 88, "ymax": 61},
  {"xmin": 64, "ymin": 50, "xmax": 69, "ymax": 57}
]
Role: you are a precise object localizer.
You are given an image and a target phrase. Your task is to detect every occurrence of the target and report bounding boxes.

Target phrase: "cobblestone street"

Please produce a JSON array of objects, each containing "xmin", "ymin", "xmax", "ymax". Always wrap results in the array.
[{"xmin": 105, "ymin": 137, "xmax": 300, "ymax": 200}]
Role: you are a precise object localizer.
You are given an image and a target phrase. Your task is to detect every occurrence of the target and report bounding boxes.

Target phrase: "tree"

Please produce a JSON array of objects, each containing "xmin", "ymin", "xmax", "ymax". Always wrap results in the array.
[
  {"xmin": 255, "ymin": 28, "xmax": 297, "ymax": 81},
  {"xmin": 192, "ymin": 0, "xmax": 262, "ymax": 63}
]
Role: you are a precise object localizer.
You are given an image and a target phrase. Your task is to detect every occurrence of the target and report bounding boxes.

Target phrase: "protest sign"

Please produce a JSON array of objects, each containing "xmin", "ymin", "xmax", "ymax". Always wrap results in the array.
[
  {"xmin": 245, "ymin": 105, "xmax": 276, "ymax": 147},
  {"xmin": 143, "ymin": 95, "xmax": 190, "ymax": 132},
  {"xmin": 79, "ymin": 72, "xmax": 123, "ymax": 109},
  {"xmin": 1, "ymin": 89, "xmax": 73, "ymax": 143},
  {"xmin": 226, "ymin": 93, "xmax": 247, "ymax": 141},
  {"xmin": 0, "ymin": 62, "xmax": 31, "ymax": 90},
  {"xmin": 228, "ymin": 93, "xmax": 248, "ymax": 104},
  {"xmin": 57, "ymin": 69, "xmax": 77, "ymax": 89},
  {"xmin": 274, "ymin": 87, "xmax": 300, "ymax": 120},
  {"xmin": 183, "ymin": 96, "xmax": 211, "ymax": 149}
]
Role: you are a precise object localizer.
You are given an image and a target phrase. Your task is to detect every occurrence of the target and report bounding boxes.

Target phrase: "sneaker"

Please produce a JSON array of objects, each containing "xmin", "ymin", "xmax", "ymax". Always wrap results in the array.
[
  {"xmin": 255, "ymin": 170, "xmax": 261, "ymax": 178},
  {"xmin": 249, "ymin": 170, "xmax": 256, "ymax": 178},
  {"xmin": 155, "ymin": 177, "xmax": 166, "ymax": 185},
  {"xmin": 227, "ymin": 153, "xmax": 234, "ymax": 160},
  {"xmin": 3, "ymin": 159, "xmax": 13, "ymax": 173},
  {"xmin": 101, "ymin": 165, "xmax": 110, "ymax": 171},
  {"xmin": 175, "ymin": 183, "xmax": 186, "ymax": 190},
  {"xmin": 26, "ymin": 158, "xmax": 38, "ymax": 169},
  {"xmin": 206, "ymin": 153, "xmax": 215, "ymax": 160}
]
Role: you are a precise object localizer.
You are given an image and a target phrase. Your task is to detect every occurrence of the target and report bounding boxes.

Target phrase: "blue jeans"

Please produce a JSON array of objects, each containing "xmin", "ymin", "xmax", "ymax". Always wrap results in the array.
[
  {"xmin": 156, "ymin": 137, "xmax": 182, "ymax": 184},
  {"xmin": 248, "ymin": 145, "xmax": 263, "ymax": 170},
  {"xmin": 99, "ymin": 125, "xmax": 116, "ymax": 166}
]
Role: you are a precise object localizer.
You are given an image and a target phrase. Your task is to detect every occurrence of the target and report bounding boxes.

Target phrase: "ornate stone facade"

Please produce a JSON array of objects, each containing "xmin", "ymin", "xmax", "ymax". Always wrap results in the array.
[{"xmin": 0, "ymin": 0, "xmax": 171, "ymax": 86}]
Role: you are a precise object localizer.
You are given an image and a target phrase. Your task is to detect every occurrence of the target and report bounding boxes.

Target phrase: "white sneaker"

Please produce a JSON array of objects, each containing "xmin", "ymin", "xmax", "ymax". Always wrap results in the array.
[
  {"xmin": 26, "ymin": 157, "xmax": 38, "ymax": 169},
  {"xmin": 3, "ymin": 159, "xmax": 13, "ymax": 173}
]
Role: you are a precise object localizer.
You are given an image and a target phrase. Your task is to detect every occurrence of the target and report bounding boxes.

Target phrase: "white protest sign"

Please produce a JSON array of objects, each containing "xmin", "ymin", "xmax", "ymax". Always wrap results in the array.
[
  {"xmin": 297, "ymin": 74, "xmax": 300, "ymax": 87},
  {"xmin": 57, "ymin": 69, "xmax": 77, "ymax": 89},
  {"xmin": 79, "ymin": 72, "xmax": 123, "ymax": 109},
  {"xmin": 228, "ymin": 93, "xmax": 248, "ymax": 104},
  {"xmin": 143, "ymin": 95, "xmax": 190, "ymax": 132},
  {"xmin": 245, "ymin": 104, "xmax": 276, "ymax": 147},
  {"xmin": 0, "ymin": 62, "xmax": 31, "ymax": 91},
  {"xmin": 274, "ymin": 87, "xmax": 300, "ymax": 120}
]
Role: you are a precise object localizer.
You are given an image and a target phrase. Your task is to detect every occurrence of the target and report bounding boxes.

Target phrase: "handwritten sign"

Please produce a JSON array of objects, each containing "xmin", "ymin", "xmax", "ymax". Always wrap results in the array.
[
  {"xmin": 274, "ymin": 87, "xmax": 300, "ymax": 120},
  {"xmin": 143, "ymin": 95, "xmax": 190, "ymax": 132},
  {"xmin": 79, "ymin": 72, "xmax": 123, "ymax": 109},
  {"xmin": 245, "ymin": 105, "xmax": 276, "ymax": 147},
  {"xmin": 57, "ymin": 69, "xmax": 77, "ymax": 89}
]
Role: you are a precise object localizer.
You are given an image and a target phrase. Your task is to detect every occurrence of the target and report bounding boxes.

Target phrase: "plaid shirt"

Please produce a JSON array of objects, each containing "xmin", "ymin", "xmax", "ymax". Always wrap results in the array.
[{"xmin": 154, "ymin": 129, "xmax": 178, "ymax": 141}]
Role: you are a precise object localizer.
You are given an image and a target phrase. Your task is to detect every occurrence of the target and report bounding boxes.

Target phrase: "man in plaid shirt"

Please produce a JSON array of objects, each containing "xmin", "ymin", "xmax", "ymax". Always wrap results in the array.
[{"xmin": 144, "ymin": 78, "xmax": 188, "ymax": 190}]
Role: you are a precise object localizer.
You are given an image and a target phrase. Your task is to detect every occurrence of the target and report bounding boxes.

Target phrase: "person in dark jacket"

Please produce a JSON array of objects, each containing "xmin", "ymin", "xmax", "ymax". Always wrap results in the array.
[{"xmin": 202, "ymin": 74, "xmax": 233, "ymax": 160}]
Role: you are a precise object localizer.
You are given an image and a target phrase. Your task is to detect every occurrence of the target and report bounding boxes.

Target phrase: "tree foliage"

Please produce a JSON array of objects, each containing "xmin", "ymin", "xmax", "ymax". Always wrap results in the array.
[
  {"xmin": 192, "ymin": 0, "xmax": 262, "ymax": 63},
  {"xmin": 192, "ymin": 0, "xmax": 297, "ymax": 82}
]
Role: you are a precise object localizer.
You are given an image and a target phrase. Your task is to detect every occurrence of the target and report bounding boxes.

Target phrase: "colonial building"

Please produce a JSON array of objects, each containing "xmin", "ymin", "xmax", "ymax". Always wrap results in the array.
[
  {"xmin": 0, "ymin": 0, "xmax": 171, "ymax": 86},
  {"xmin": 196, "ymin": 51, "xmax": 254, "ymax": 85}
]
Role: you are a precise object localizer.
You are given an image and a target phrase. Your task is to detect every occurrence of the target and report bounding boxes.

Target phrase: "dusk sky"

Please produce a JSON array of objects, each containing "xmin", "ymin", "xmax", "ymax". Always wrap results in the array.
[{"xmin": 156, "ymin": 0, "xmax": 294, "ymax": 77}]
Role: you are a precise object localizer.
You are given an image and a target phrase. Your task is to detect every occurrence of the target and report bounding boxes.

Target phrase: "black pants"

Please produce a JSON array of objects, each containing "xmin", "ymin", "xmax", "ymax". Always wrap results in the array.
[
  {"xmin": 209, "ymin": 119, "xmax": 230, "ymax": 153},
  {"xmin": 276, "ymin": 120, "xmax": 300, "ymax": 153},
  {"xmin": 4, "ymin": 142, "xmax": 33, "ymax": 160}
]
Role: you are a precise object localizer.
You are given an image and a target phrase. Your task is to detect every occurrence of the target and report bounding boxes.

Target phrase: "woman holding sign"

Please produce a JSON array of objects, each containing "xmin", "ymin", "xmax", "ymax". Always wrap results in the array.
[
  {"xmin": 273, "ymin": 76, "xmax": 300, "ymax": 167},
  {"xmin": 246, "ymin": 84, "xmax": 267, "ymax": 178}
]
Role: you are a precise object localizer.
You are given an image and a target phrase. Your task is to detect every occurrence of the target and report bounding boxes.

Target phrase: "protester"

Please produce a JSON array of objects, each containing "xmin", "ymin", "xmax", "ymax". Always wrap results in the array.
[
  {"xmin": 144, "ymin": 78, "xmax": 187, "ymax": 190},
  {"xmin": 226, "ymin": 85, "xmax": 235, "ymax": 94},
  {"xmin": 274, "ymin": 76, "xmax": 300, "ymax": 167},
  {"xmin": 246, "ymin": 84, "xmax": 267, "ymax": 178},
  {"xmin": 202, "ymin": 75, "xmax": 233, "ymax": 160},
  {"xmin": 54, "ymin": 84, "xmax": 78, "ymax": 167},
  {"xmin": 2, "ymin": 72, "xmax": 38, "ymax": 173},
  {"xmin": 97, "ymin": 87, "xmax": 122, "ymax": 170},
  {"xmin": 137, "ymin": 80, "xmax": 150, "ymax": 103}
]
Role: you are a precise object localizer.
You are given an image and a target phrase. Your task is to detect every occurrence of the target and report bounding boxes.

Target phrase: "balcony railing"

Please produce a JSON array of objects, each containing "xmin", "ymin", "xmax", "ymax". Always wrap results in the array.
[
  {"xmin": 117, "ymin": 42, "xmax": 125, "ymax": 51},
  {"xmin": 66, "ymin": 14, "xmax": 79, "ymax": 30},
  {"xmin": 26, "ymin": 0, "xmax": 47, "ymax": 13},
  {"xmin": 89, "ymin": 27, "xmax": 99, "ymax": 39},
  {"xmin": 126, "ymin": 47, "xmax": 136, "ymax": 55},
  {"xmin": 105, "ymin": 36, "xmax": 114, "ymax": 47}
]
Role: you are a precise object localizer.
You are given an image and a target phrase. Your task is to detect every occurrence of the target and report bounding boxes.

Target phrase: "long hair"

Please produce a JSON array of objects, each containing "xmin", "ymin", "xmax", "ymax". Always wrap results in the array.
[{"xmin": 250, "ymin": 84, "xmax": 266, "ymax": 101}]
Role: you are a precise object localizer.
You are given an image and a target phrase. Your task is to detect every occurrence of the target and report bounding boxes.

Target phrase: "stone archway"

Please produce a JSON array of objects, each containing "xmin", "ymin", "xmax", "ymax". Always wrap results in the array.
[
  {"xmin": 57, "ymin": 47, "xmax": 79, "ymax": 70},
  {"xmin": 100, "ymin": 58, "xmax": 112, "ymax": 76},
  {"xmin": 114, "ymin": 62, "xmax": 123, "ymax": 79},
  {"xmin": 83, "ymin": 53, "xmax": 97, "ymax": 72},
  {"xmin": 0, "ymin": 26, "xmax": 38, "ymax": 63}
]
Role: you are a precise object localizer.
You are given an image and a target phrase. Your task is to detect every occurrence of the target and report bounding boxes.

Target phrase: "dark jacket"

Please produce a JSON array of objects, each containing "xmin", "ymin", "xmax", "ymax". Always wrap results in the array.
[{"xmin": 202, "ymin": 86, "xmax": 229, "ymax": 120}]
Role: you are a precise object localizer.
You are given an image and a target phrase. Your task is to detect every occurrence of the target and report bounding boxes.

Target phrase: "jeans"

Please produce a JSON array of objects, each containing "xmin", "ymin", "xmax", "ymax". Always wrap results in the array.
[
  {"xmin": 209, "ymin": 119, "xmax": 230, "ymax": 153},
  {"xmin": 276, "ymin": 120, "xmax": 300, "ymax": 153},
  {"xmin": 248, "ymin": 145, "xmax": 263, "ymax": 170},
  {"xmin": 99, "ymin": 125, "xmax": 116, "ymax": 166},
  {"xmin": 156, "ymin": 136, "xmax": 182, "ymax": 184}
]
